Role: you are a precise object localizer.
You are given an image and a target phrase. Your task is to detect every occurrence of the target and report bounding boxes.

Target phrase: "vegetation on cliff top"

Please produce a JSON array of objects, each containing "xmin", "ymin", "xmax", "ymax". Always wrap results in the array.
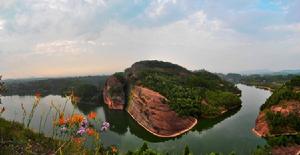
[
  {"xmin": 261, "ymin": 76, "xmax": 300, "ymax": 110},
  {"xmin": 123, "ymin": 60, "xmax": 241, "ymax": 118},
  {"xmin": 222, "ymin": 73, "xmax": 298, "ymax": 91},
  {"xmin": 257, "ymin": 76, "xmax": 300, "ymax": 149}
]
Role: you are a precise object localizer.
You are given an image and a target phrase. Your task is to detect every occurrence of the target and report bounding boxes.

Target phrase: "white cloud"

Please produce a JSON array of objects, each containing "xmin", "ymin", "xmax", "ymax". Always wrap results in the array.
[
  {"xmin": 0, "ymin": 19, "xmax": 5, "ymax": 30},
  {"xmin": 147, "ymin": 0, "xmax": 177, "ymax": 18},
  {"xmin": 185, "ymin": 11, "xmax": 224, "ymax": 32},
  {"xmin": 0, "ymin": 0, "xmax": 16, "ymax": 9},
  {"xmin": 1, "ymin": 0, "xmax": 300, "ymax": 78},
  {"xmin": 34, "ymin": 40, "xmax": 90, "ymax": 56},
  {"xmin": 264, "ymin": 23, "xmax": 300, "ymax": 32}
]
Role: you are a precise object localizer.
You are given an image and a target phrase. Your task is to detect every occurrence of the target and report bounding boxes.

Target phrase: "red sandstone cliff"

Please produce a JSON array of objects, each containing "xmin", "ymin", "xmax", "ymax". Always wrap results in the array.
[
  {"xmin": 126, "ymin": 86, "xmax": 197, "ymax": 138},
  {"xmin": 102, "ymin": 76, "xmax": 125, "ymax": 110},
  {"xmin": 253, "ymin": 100, "xmax": 300, "ymax": 137}
]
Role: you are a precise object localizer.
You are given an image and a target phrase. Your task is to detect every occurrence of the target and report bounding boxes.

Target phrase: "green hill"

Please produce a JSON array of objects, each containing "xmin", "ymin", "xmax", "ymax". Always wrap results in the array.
[{"xmin": 122, "ymin": 60, "xmax": 241, "ymax": 118}]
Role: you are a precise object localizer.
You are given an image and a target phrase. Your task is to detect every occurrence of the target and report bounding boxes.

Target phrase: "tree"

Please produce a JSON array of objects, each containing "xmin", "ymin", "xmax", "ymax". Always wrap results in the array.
[
  {"xmin": 74, "ymin": 84, "xmax": 98, "ymax": 101},
  {"xmin": 0, "ymin": 76, "xmax": 6, "ymax": 104},
  {"xmin": 0, "ymin": 76, "xmax": 5, "ymax": 95},
  {"xmin": 183, "ymin": 145, "xmax": 192, "ymax": 155}
]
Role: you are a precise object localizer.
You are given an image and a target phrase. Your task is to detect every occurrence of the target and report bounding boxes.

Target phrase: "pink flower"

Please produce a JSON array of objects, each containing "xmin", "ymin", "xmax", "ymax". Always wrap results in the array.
[
  {"xmin": 101, "ymin": 121, "xmax": 110, "ymax": 132},
  {"xmin": 77, "ymin": 127, "xmax": 86, "ymax": 135}
]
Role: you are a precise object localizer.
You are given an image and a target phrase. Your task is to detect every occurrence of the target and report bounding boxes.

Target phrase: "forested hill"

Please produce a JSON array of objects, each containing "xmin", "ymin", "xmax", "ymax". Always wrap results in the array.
[
  {"xmin": 254, "ymin": 76, "xmax": 300, "ymax": 137},
  {"xmin": 123, "ymin": 60, "xmax": 242, "ymax": 118},
  {"xmin": 221, "ymin": 73, "xmax": 299, "ymax": 90},
  {"xmin": 3, "ymin": 76, "xmax": 108, "ymax": 96}
]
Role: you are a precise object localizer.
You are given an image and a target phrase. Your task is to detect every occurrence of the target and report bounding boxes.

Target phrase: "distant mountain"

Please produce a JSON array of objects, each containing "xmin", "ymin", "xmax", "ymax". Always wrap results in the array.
[
  {"xmin": 239, "ymin": 69, "xmax": 273, "ymax": 75},
  {"xmin": 272, "ymin": 69, "xmax": 300, "ymax": 75},
  {"xmin": 239, "ymin": 69, "xmax": 300, "ymax": 75}
]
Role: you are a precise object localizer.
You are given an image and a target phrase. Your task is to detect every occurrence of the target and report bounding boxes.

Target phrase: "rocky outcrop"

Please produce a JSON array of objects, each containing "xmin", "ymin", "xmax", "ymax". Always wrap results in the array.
[
  {"xmin": 253, "ymin": 112, "xmax": 270, "ymax": 137},
  {"xmin": 126, "ymin": 86, "xmax": 197, "ymax": 138},
  {"xmin": 272, "ymin": 145, "xmax": 300, "ymax": 155},
  {"xmin": 103, "ymin": 76, "xmax": 125, "ymax": 110},
  {"xmin": 253, "ymin": 100, "xmax": 300, "ymax": 137}
]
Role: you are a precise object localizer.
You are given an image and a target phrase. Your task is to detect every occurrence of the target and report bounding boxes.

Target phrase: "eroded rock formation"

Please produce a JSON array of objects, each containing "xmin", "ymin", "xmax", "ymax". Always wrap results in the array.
[
  {"xmin": 126, "ymin": 86, "xmax": 197, "ymax": 138},
  {"xmin": 102, "ymin": 76, "xmax": 125, "ymax": 110}
]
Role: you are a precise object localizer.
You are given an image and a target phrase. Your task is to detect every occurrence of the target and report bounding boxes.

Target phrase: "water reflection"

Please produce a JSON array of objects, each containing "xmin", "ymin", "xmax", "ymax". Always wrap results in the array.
[
  {"xmin": 98, "ymin": 100, "xmax": 242, "ymax": 143},
  {"xmin": 101, "ymin": 103, "xmax": 129, "ymax": 135},
  {"xmin": 194, "ymin": 106, "xmax": 241, "ymax": 133},
  {"xmin": 0, "ymin": 85, "xmax": 271, "ymax": 154}
]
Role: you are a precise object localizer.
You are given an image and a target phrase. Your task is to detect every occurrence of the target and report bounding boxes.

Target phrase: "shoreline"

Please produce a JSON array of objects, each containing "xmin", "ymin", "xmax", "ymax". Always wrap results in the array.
[
  {"xmin": 252, "ymin": 128, "xmax": 263, "ymax": 137},
  {"xmin": 127, "ymin": 111, "xmax": 198, "ymax": 138},
  {"xmin": 202, "ymin": 104, "xmax": 241, "ymax": 119}
]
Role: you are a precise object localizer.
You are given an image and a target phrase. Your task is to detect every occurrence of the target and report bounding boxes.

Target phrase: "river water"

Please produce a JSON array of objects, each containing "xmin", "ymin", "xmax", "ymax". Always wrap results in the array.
[{"xmin": 0, "ymin": 84, "xmax": 271, "ymax": 154}]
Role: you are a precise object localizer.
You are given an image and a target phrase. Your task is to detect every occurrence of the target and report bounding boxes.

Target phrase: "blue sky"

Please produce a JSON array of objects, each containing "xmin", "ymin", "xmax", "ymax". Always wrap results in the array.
[{"xmin": 0, "ymin": 0, "xmax": 300, "ymax": 79}]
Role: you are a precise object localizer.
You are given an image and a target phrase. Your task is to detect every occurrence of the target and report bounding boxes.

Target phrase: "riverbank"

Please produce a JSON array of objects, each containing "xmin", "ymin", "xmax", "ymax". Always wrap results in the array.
[
  {"xmin": 0, "ymin": 117, "xmax": 116, "ymax": 155},
  {"xmin": 0, "ymin": 117, "xmax": 80, "ymax": 154}
]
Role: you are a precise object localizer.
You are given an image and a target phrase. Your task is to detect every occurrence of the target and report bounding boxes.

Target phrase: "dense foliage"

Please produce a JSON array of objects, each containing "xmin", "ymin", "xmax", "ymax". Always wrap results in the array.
[
  {"xmin": 126, "ymin": 61, "xmax": 241, "ymax": 118},
  {"xmin": 4, "ymin": 76, "xmax": 108, "ymax": 96},
  {"xmin": 73, "ymin": 84, "xmax": 99, "ymax": 101},
  {"xmin": 222, "ymin": 73, "xmax": 298, "ymax": 90},
  {"xmin": 266, "ymin": 135, "xmax": 300, "ymax": 147},
  {"xmin": 265, "ymin": 111, "xmax": 300, "ymax": 134},
  {"xmin": 261, "ymin": 76, "xmax": 300, "ymax": 110},
  {"xmin": 0, "ymin": 76, "xmax": 6, "ymax": 95}
]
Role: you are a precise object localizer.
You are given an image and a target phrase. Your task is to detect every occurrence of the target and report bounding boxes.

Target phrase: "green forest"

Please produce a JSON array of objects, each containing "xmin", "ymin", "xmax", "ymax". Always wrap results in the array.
[
  {"xmin": 125, "ymin": 61, "xmax": 241, "ymax": 118},
  {"xmin": 222, "ymin": 73, "xmax": 299, "ymax": 90},
  {"xmin": 3, "ymin": 76, "xmax": 108, "ymax": 103},
  {"xmin": 261, "ymin": 76, "xmax": 300, "ymax": 110},
  {"xmin": 259, "ymin": 76, "xmax": 300, "ymax": 143}
]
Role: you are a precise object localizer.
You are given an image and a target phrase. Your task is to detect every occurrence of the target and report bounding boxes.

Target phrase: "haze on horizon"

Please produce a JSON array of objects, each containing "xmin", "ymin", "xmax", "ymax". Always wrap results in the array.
[{"xmin": 0, "ymin": 0, "xmax": 300, "ymax": 79}]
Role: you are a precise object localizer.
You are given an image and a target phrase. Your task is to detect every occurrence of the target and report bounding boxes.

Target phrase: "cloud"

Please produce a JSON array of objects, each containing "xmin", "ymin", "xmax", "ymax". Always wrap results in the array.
[
  {"xmin": 0, "ymin": 19, "xmax": 5, "ymax": 30},
  {"xmin": 33, "ymin": 40, "xmax": 109, "ymax": 56},
  {"xmin": 1, "ymin": 0, "xmax": 300, "ymax": 79},
  {"xmin": 0, "ymin": 0, "xmax": 16, "ymax": 9},
  {"xmin": 147, "ymin": 0, "xmax": 177, "ymax": 18},
  {"xmin": 264, "ymin": 23, "xmax": 300, "ymax": 32}
]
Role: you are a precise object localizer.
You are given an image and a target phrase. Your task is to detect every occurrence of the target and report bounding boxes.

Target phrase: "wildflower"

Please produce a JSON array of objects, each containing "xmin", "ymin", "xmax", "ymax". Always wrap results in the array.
[
  {"xmin": 77, "ymin": 127, "xmax": 86, "ymax": 135},
  {"xmin": 72, "ymin": 137, "xmax": 86, "ymax": 145},
  {"xmin": 86, "ymin": 128, "xmax": 96, "ymax": 136},
  {"xmin": 60, "ymin": 126, "xmax": 67, "ymax": 132},
  {"xmin": 101, "ymin": 121, "xmax": 110, "ymax": 132},
  {"xmin": 88, "ymin": 112, "xmax": 97, "ymax": 119},
  {"xmin": 111, "ymin": 146, "xmax": 118, "ymax": 154},
  {"xmin": 35, "ymin": 92, "xmax": 41, "ymax": 101},
  {"xmin": 58, "ymin": 117, "xmax": 66, "ymax": 126},
  {"xmin": 69, "ymin": 114, "xmax": 84, "ymax": 124},
  {"xmin": 81, "ymin": 118, "xmax": 88, "ymax": 128}
]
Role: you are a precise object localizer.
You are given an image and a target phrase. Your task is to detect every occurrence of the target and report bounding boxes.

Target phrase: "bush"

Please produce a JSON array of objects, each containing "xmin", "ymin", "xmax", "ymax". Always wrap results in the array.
[
  {"xmin": 74, "ymin": 84, "xmax": 98, "ymax": 101},
  {"xmin": 137, "ymin": 69, "xmax": 241, "ymax": 118}
]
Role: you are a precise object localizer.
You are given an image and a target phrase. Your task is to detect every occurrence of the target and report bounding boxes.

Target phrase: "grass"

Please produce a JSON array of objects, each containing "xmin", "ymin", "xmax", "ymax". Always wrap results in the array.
[
  {"xmin": 0, "ymin": 92, "xmax": 118, "ymax": 155},
  {"xmin": 0, "ymin": 117, "xmax": 84, "ymax": 154}
]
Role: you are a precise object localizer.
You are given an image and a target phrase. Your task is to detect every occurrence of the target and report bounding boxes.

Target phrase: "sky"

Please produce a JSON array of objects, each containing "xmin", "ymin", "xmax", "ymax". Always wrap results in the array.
[{"xmin": 0, "ymin": 0, "xmax": 300, "ymax": 79}]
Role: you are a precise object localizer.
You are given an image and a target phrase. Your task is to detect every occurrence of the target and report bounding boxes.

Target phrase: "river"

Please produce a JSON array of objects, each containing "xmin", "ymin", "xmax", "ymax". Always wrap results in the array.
[{"xmin": 0, "ymin": 84, "xmax": 271, "ymax": 154}]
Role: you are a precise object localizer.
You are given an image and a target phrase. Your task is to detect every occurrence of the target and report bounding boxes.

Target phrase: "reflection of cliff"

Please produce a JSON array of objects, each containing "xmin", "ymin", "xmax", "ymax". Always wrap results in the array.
[
  {"xmin": 102, "ymin": 102, "xmax": 129, "ymax": 135},
  {"xmin": 76, "ymin": 101, "xmax": 101, "ymax": 115},
  {"xmin": 101, "ymin": 100, "xmax": 241, "ymax": 142},
  {"xmin": 193, "ymin": 106, "xmax": 241, "ymax": 133},
  {"xmin": 130, "ymin": 106, "xmax": 241, "ymax": 142}
]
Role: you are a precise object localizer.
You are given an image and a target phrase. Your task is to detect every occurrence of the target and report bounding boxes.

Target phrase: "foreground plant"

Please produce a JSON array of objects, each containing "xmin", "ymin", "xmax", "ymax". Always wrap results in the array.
[{"xmin": 53, "ymin": 110, "xmax": 112, "ymax": 154}]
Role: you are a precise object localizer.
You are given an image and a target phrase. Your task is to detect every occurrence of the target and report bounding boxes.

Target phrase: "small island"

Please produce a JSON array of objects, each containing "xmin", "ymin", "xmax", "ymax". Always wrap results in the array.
[{"xmin": 103, "ymin": 60, "xmax": 241, "ymax": 137}]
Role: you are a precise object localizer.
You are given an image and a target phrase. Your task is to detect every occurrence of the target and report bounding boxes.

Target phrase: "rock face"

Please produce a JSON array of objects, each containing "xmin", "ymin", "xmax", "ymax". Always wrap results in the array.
[
  {"xmin": 102, "ymin": 60, "xmax": 241, "ymax": 137},
  {"xmin": 103, "ymin": 76, "xmax": 125, "ymax": 110},
  {"xmin": 253, "ymin": 100, "xmax": 300, "ymax": 137},
  {"xmin": 253, "ymin": 112, "xmax": 270, "ymax": 137},
  {"xmin": 126, "ymin": 86, "xmax": 197, "ymax": 138},
  {"xmin": 272, "ymin": 145, "xmax": 300, "ymax": 155}
]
